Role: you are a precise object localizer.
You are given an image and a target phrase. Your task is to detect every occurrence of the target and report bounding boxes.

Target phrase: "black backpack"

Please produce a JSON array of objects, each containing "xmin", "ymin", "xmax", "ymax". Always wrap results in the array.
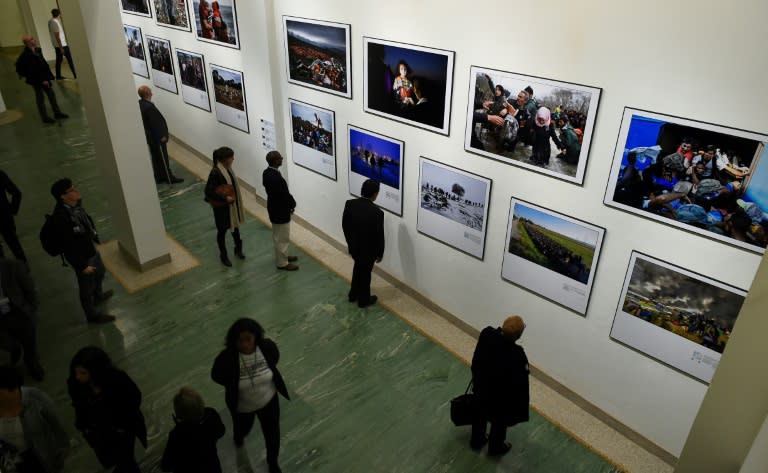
[{"xmin": 39, "ymin": 214, "xmax": 68, "ymax": 266}]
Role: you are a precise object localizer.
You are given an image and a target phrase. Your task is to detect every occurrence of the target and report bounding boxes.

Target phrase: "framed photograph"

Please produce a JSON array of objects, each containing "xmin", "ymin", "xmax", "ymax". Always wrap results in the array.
[
  {"xmin": 175, "ymin": 49, "xmax": 210, "ymax": 112},
  {"xmin": 146, "ymin": 36, "xmax": 177, "ymax": 94},
  {"xmin": 501, "ymin": 198, "xmax": 605, "ymax": 315},
  {"xmin": 611, "ymin": 251, "xmax": 747, "ymax": 384},
  {"xmin": 605, "ymin": 108, "xmax": 768, "ymax": 253},
  {"xmin": 210, "ymin": 64, "xmax": 248, "ymax": 133},
  {"xmin": 283, "ymin": 16, "xmax": 351, "ymax": 99},
  {"xmin": 289, "ymin": 99, "xmax": 336, "ymax": 180},
  {"xmin": 120, "ymin": 0, "xmax": 152, "ymax": 17},
  {"xmin": 417, "ymin": 157, "xmax": 492, "ymax": 259},
  {"xmin": 348, "ymin": 125, "xmax": 403, "ymax": 216},
  {"xmin": 465, "ymin": 66, "xmax": 601, "ymax": 185},
  {"xmin": 363, "ymin": 37, "xmax": 454, "ymax": 136},
  {"xmin": 154, "ymin": 0, "xmax": 191, "ymax": 31},
  {"xmin": 123, "ymin": 25, "xmax": 149, "ymax": 78},
  {"xmin": 191, "ymin": 0, "xmax": 239, "ymax": 49}
]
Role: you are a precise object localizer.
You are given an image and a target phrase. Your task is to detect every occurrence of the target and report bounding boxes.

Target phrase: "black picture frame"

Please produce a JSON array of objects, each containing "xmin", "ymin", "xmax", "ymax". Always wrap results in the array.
[{"xmin": 191, "ymin": 0, "xmax": 240, "ymax": 49}]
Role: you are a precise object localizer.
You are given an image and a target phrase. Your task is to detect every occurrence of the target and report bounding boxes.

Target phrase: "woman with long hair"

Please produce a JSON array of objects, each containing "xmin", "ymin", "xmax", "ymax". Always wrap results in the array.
[{"xmin": 204, "ymin": 146, "xmax": 245, "ymax": 267}]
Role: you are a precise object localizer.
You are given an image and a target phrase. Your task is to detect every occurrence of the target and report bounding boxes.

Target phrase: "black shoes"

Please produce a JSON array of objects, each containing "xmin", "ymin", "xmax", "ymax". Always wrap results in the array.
[
  {"xmin": 487, "ymin": 442, "xmax": 512, "ymax": 456},
  {"xmin": 87, "ymin": 313, "xmax": 116, "ymax": 324},
  {"xmin": 42, "ymin": 117, "xmax": 55, "ymax": 124},
  {"xmin": 169, "ymin": 176, "xmax": 184, "ymax": 184},
  {"xmin": 235, "ymin": 248, "xmax": 245, "ymax": 260},
  {"xmin": 277, "ymin": 263, "xmax": 298, "ymax": 271},
  {"xmin": 95, "ymin": 290, "xmax": 114, "ymax": 304},
  {"xmin": 358, "ymin": 295, "xmax": 377, "ymax": 308},
  {"xmin": 287, "ymin": 255, "xmax": 298, "ymax": 262},
  {"xmin": 54, "ymin": 112, "xmax": 69, "ymax": 119},
  {"xmin": 221, "ymin": 255, "xmax": 233, "ymax": 267},
  {"xmin": 470, "ymin": 435, "xmax": 488, "ymax": 451}
]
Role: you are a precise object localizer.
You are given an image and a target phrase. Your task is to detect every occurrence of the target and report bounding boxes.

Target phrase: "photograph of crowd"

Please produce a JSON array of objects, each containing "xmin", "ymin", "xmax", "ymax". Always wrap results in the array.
[
  {"xmin": 175, "ymin": 49, "xmax": 210, "ymax": 111},
  {"xmin": 191, "ymin": 0, "xmax": 239, "ymax": 48},
  {"xmin": 121, "ymin": 0, "xmax": 152, "ymax": 17},
  {"xmin": 284, "ymin": 17, "xmax": 351, "ymax": 98},
  {"xmin": 123, "ymin": 25, "xmax": 148, "ymax": 78},
  {"xmin": 210, "ymin": 65, "xmax": 248, "ymax": 133},
  {"xmin": 364, "ymin": 38, "xmax": 454, "ymax": 136},
  {"xmin": 606, "ymin": 108, "xmax": 768, "ymax": 253},
  {"xmin": 290, "ymin": 99, "xmax": 336, "ymax": 180},
  {"xmin": 154, "ymin": 0, "xmax": 190, "ymax": 30},
  {"xmin": 465, "ymin": 67, "xmax": 601, "ymax": 185},
  {"xmin": 348, "ymin": 125, "xmax": 403, "ymax": 215},
  {"xmin": 147, "ymin": 36, "xmax": 177, "ymax": 94}
]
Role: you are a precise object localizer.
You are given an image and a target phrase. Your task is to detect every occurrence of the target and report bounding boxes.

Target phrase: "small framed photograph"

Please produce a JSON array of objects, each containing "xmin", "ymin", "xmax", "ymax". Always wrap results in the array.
[
  {"xmin": 120, "ymin": 0, "xmax": 152, "ymax": 17},
  {"xmin": 465, "ymin": 66, "xmax": 601, "ymax": 185},
  {"xmin": 289, "ymin": 99, "xmax": 336, "ymax": 180},
  {"xmin": 417, "ymin": 157, "xmax": 492, "ymax": 259},
  {"xmin": 154, "ymin": 0, "xmax": 191, "ymax": 31},
  {"xmin": 191, "ymin": 0, "xmax": 240, "ymax": 49},
  {"xmin": 175, "ymin": 49, "xmax": 210, "ymax": 112},
  {"xmin": 611, "ymin": 251, "xmax": 747, "ymax": 384},
  {"xmin": 146, "ymin": 36, "xmax": 177, "ymax": 94},
  {"xmin": 210, "ymin": 64, "xmax": 248, "ymax": 133},
  {"xmin": 283, "ymin": 16, "xmax": 351, "ymax": 99},
  {"xmin": 501, "ymin": 198, "xmax": 605, "ymax": 315},
  {"xmin": 123, "ymin": 25, "xmax": 149, "ymax": 78},
  {"xmin": 363, "ymin": 37, "xmax": 454, "ymax": 136},
  {"xmin": 348, "ymin": 125, "xmax": 404, "ymax": 216},
  {"xmin": 604, "ymin": 108, "xmax": 768, "ymax": 253}
]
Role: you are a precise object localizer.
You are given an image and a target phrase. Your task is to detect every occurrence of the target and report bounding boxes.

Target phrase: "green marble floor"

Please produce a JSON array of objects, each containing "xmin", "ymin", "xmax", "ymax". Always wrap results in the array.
[{"xmin": 0, "ymin": 53, "xmax": 621, "ymax": 472}]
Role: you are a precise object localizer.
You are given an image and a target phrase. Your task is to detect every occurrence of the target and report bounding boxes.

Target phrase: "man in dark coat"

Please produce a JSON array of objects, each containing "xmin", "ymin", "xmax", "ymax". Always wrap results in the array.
[
  {"xmin": 470, "ymin": 315, "xmax": 530, "ymax": 455},
  {"xmin": 48, "ymin": 178, "xmax": 115, "ymax": 324},
  {"xmin": 0, "ymin": 257, "xmax": 43, "ymax": 380},
  {"xmin": 342, "ymin": 179, "xmax": 385, "ymax": 308},
  {"xmin": 138, "ymin": 86, "xmax": 183, "ymax": 184},
  {"xmin": 0, "ymin": 170, "xmax": 27, "ymax": 263},
  {"xmin": 15, "ymin": 35, "xmax": 68, "ymax": 124},
  {"xmin": 262, "ymin": 151, "xmax": 298, "ymax": 271}
]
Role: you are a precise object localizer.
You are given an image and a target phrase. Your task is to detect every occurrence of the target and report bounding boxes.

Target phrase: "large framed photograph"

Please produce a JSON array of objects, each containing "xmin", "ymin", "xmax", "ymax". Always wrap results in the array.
[
  {"xmin": 417, "ymin": 157, "xmax": 492, "ymax": 259},
  {"xmin": 502, "ymin": 198, "xmax": 605, "ymax": 315},
  {"xmin": 611, "ymin": 251, "xmax": 747, "ymax": 384},
  {"xmin": 123, "ymin": 25, "xmax": 149, "ymax": 78},
  {"xmin": 465, "ymin": 66, "xmax": 601, "ymax": 185},
  {"xmin": 120, "ymin": 0, "xmax": 152, "ymax": 17},
  {"xmin": 605, "ymin": 108, "xmax": 768, "ymax": 253},
  {"xmin": 363, "ymin": 37, "xmax": 454, "ymax": 136},
  {"xmin": 210, "ymin": 64, "xmax": 248, "ymax": 133},
  {"xmin": 175, "ymin": 49, "xmax": 210, "ymax": 112},
  {"xmin": 154, "ymin": 0, "xmax": 190, "ymax": 31},
  {"xmin": 348, "ymin": 125, "xmax": 403, "ymax": 216},
  {"xmin": 146, "ymin": 36, "xmax": 177, "ymax": 94},
  {"xmin": 191, "ymin": 0, "xmax": 239, "ymax": 49},
  {"xmin": 289, "ymin": 99, "xmax": 336, "ymax": 180},
  {"xmin": 283, "ymin": 16, "xmax": 351, "ymax": 99}
]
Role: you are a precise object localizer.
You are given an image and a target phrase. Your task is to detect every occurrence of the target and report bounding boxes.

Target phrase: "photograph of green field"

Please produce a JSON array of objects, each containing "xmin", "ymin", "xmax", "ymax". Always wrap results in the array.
[{"xmin": 508, "ymin": 203, "xmax": 598, "ymax": 284}]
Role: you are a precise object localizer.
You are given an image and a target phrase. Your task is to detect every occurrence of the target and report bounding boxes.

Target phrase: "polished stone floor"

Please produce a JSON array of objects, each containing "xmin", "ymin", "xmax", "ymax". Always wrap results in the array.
[{"xmin": 0, "ymin": 54, "xmax": 625, "ymax": 472}]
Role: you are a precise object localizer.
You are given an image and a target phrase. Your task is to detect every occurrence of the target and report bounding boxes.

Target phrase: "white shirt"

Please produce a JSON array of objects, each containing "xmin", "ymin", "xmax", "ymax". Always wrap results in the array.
[
  {"xmin": 236, "ymin": 348, "xmax": 277, "ymax": 413},
  {"xmin": 48, "ymin": 17, "xmax": 67, "ymax": 48}
]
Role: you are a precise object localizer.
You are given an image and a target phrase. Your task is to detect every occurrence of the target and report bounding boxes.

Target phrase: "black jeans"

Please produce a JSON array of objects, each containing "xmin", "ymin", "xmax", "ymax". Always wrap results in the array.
[
  {"xmin": 471, "ymin": 417, "xmax": 507, "ymax": 451},
  {"xmin": 54, "ymin": 45, "xmax": 76, "ymax": 78},
  {"xmin": 148, "ymin": 141, "xmax": 173, "ymax": 182},
  {"xmin": 31, "ymin": 83, "xmax": 61, "ymax": 120},
  {"xmin": 216, "ymin": 227, "xmax": 242, "ymax": 258},
  {"xmin": 74, "ymin": 251, "xmax": 106, "ymax": 320},
  {"xmin": 87, "ymin": 430, "xmax": 139, "ymax": 473},
  {"xmin": 232, "ymin": 394, "xmax": 280, "ymax": 468},
  {"xmin": 349, "ymin": 256, "xmax": 375, "ymax": 304},
  {"xmin": 0, "ymin": 310, "xmax": 39, "ymax": 369},
  {"xmin": 0, "ymin": 220, "xmax": 27, "ymax": 262}
]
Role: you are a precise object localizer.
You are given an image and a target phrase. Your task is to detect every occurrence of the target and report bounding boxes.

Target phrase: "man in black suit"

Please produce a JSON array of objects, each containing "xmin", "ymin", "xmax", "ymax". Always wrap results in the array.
[
  {"xmin": 0, "ymin": 171, "xmax": 27, "ymax": 263},
  {"xmin": 342, "ymin": 179, "xmax": 384, "ymax": 308},
  {"xmin": 262, "ymin": 151, "xmax": 298, "ymax": 271},
  {"xmin": 138, "ymin": 86, "xmax": 183, "ymax": 184},
  {"xmin": 15, "ymin": 35, "xmax": 69, "ymax": 124}
]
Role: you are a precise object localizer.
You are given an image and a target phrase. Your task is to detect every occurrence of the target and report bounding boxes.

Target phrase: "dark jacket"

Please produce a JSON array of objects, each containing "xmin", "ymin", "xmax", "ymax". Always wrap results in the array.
[
  {"xmin": 0, "ymin": 258, "xmax": 38, "ymax": 317},
  {"xmin": 262, "ymin": 167, "xmax": 296, "ymax": 224},
  {"xmin": 211, "ymin": 338, "xmax": 290, "ymax": 413},
  {"xmin": 0, "ymin": 170, "xmax": 21, "ymax": 224},
  {"xmin": 20, "ymin": 387, "xmax": 70, "ymax": 473},
  {"xmin": 160, "ymin": 407, "xmax": 225, "ymax": 473},
  {"xmin": 48, "ymin": 202, "xmax": 98, "ymax": 272},
  {"xmin": 471, "ymin": 326, "xmax": 529, "ymax": 426},
  {"xmin": 138, "ymin": 98, "xmax": 169, "ymax": 145},
  {"xmin": 342, "ymin": 197, "xmax": 385, "ymax": 261},
  {"xmin": 15, "ymin": 47, "xmax": 54, "ymax": 85},
  {"xmin": 204, "ymin": 167, "xmax": 232, "ymax": 206}
]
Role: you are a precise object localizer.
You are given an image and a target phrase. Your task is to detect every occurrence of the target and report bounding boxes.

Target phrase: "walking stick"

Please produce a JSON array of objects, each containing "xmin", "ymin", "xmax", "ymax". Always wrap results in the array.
[{"xmin": 158, "ymin": 139, "xmax": 173, "ymax": 187}]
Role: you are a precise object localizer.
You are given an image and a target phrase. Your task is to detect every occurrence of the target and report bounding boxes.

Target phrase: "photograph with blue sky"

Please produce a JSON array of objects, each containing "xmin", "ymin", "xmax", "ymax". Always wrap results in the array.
[
  {"xmin": 513, "ymin": 204, "xmax": 599, "ymax": 248},
  {"xmin": 349, "ymin": 127, "xmax": 401, "ymax": 190}
]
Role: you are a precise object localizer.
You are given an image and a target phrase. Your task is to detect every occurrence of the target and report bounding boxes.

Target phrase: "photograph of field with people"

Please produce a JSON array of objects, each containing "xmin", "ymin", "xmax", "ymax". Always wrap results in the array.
[
  {"xmin": 621, "ymin": 256, "xmax": 745, "ymax": 354},
  {"xmin": 420, "ymin": 160, "xmax": 488, "ymax": 231},
  {"xmin": 508, "ymin": 203, "xmax": 598, "ymax": 284},
  {"xmin": 211, "ymin": 66, "xmax": 244, "ymax": 111},
  {"xmin": 285, "ymin": 17, "xmax": 350, "ymax": 97}
]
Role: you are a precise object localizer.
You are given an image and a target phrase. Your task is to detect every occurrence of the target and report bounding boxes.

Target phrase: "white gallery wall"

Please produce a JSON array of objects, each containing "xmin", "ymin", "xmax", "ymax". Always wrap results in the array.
[{"xmin": 116, "ymin": 0, "xmax": 768, "ymax": 457}]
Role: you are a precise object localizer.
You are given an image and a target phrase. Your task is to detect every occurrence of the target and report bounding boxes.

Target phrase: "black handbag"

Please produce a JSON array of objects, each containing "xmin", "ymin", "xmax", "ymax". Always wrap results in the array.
[{"xmin": 450, "ymin": 380, "xmax": 476, "ymax": 426}]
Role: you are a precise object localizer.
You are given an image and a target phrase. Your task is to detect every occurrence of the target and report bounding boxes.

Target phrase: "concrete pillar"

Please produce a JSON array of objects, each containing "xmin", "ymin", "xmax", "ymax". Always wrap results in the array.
[
  {"xmin": 17, "ymin": 0, "xmax": 55, "ymax": 59},
  {"xmin": 740, "ymin": 414, "xmax": 768, "ymax": 473},
  {"xmin": 57, "ymin": 0, "xmax": 170, "ymax": 270},
  {"xmin": 675, "ymin": 251, "xmax": 768, "ymax": 472}
]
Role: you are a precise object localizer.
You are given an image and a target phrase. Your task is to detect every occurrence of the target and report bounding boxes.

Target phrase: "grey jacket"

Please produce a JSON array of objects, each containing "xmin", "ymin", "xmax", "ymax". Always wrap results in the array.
[{"xmin": 20, "ymin": 387, "xmax": 69, "ymax": 473}]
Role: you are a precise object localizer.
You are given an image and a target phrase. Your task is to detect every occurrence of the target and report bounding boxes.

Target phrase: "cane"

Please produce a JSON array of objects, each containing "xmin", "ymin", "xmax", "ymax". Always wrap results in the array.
[{"xmin": 158, "ymin": 139, "xmax": 173, "ymax": 187}]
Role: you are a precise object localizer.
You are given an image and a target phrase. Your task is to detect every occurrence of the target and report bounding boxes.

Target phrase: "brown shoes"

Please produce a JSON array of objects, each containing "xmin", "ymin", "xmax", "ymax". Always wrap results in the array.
[{"xmin": 277, "ymin": 263, "xmax": 299, "ymax": 271}]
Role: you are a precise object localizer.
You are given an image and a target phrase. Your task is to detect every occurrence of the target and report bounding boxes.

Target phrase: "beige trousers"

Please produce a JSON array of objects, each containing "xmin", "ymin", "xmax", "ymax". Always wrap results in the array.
[{"xmin": 272, "ymin": 222, "xmax": 291, "ymax": 267}]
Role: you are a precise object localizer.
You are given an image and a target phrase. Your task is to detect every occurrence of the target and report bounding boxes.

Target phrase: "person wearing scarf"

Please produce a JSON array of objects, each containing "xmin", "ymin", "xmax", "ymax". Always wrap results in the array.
[
  {"xmin": 204, "ymin": 147, "xmax": 244, "ymax": 267},
  {"xmin": 529, "ymin": 107, "xmax": 564, "ymax": 166}
]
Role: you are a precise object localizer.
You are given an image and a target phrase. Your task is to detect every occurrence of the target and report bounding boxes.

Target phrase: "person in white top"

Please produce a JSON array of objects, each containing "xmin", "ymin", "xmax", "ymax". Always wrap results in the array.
[{"xmin": 48, "ymin": 9, "xmax": 76, "ymax": 80}]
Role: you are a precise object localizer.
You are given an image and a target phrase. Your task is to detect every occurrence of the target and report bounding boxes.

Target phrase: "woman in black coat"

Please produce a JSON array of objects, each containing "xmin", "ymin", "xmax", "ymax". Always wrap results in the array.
[
  {"xmin": 211, "ymin": 318, "xmax": 289, "ymax": 473},
  {"xmin": 470, "ymin": 315, "xmax": 529, "ymax": 456},
  {"xmin": 67, "ymin": 346, "xmax": 147, "ymax": 473},
  {"xmin": 204, "ymin": 146, "xmax": 244, "ymax": 267}
]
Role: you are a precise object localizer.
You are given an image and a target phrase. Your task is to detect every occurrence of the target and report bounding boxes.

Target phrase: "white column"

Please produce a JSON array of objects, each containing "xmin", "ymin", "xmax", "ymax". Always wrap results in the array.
[
  {"xmin": 17, "ymin": 0, "xmax": 54, "ymax": 59},
  {"xmin": 57, "ymin": 0, "xmax": 170, "ymax": 270},
  {"xmin": 740, "ymin": 414, "xmax": 768, "ymax": 473}
]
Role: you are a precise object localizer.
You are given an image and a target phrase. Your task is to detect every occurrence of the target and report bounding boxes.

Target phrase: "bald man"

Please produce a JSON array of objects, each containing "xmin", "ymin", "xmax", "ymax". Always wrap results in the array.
[
  {"xmin": 138, "ymin": 86, "xmax": 183, "ymax": 184},
  {"xmin": 15, "ymin": 35, "xmax": 68, "ymax": 124}
]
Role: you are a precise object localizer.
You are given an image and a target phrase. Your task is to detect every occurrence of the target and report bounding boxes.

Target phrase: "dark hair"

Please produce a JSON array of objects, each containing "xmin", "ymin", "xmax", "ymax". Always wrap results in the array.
[
  {"xmin": 730, "ymin": 211, "xmax": 752, "ymax": 233},
  {"xmin": 396, "ymin": 60, "xmax": 411, "ymax": 75},
  {"xmin": 51, "ymin": 8, "xmax": 60, "ymax": 17},
  {"xmin": 704, "ymin": 144, "xmax": 716, "ymax": 153},
  {"xmin": 524, "ymin": 85, "xmax": 534, "ymax": 96},
  {"xmin": 266, "ymin": 150, "xmax": 283, "ymax": 166},
  {"xmin": 681, "ymin": 136, "xmax": 692, "ymax": 144},
  {"xmin": 68, "ymin": 346, "xmax": 114, "ymax": 386},
  {"xmin": 213, "ymin": 146, "xmax": 235, "ymax": 164},
  {"xmin": 0, "ymin": 366, "xmax": 23, "ymax": 390},
  {"xmin": 50, "ymin": 178, "xmax": 72, "ymax": 201},
  {"xmin": 225, "ymin": 318, "xmax": 264, "ymax": 351},
  {"xmin": 361, "ymin": 179, "xmax": 380, "ymax": 199}
]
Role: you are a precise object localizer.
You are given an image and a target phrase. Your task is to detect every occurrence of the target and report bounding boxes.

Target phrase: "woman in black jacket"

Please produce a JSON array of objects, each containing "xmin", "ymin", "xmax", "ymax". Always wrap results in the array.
[
  {"xmin": 470, "ymin": 315, "xmax": 530, "ymax": 456},
  {"xmin": 211, "ymin": 318, "xmax": 289, "ymax": 473},
  {"xmin": 67, "ymin": 346, "xmax": 147, "ymax": 473},
  {"xmin": 204, "ymin": 146, "xmax": 244, "ymax": 267}
]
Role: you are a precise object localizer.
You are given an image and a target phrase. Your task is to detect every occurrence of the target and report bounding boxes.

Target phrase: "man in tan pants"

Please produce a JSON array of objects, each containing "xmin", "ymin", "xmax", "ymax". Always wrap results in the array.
[{"xmin": 262, "ymin": 151, "xmax": 298, "ymax": 271}]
